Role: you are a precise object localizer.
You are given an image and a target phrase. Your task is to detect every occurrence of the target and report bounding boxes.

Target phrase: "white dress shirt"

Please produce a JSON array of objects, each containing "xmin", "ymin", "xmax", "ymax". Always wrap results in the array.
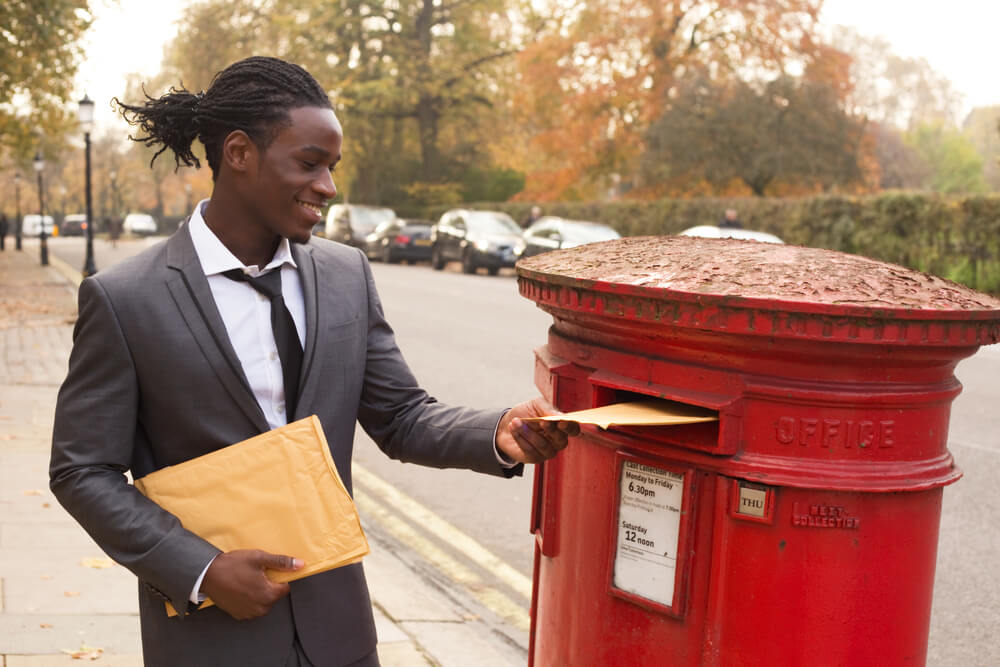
[{"xmin": 187, "ymin": 201, "xmax": 305, "ymax": 431}]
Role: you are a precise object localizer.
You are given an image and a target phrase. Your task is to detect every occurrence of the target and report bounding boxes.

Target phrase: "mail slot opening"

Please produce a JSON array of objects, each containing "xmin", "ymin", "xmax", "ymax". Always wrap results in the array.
[{"xmin": 592, "ymin": 387, "xmax": 721, "ymax": 451}]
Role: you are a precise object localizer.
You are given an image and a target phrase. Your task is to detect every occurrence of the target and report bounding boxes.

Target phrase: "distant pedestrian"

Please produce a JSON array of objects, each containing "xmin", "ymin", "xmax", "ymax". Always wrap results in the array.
[
  {"xmin": 718, "ymin": 208, "xmax": 743, "ymax": 229},
  {"xmin": 0, "ymin": 213, "xmax": 8, "ymax": 251},
  {"xmin": 521, "ymin": 205, "xmax": 543, "ymax": 229},
  {"xmin": 107, "ymin": 216, "xmax": 121, "ymax": 248}
]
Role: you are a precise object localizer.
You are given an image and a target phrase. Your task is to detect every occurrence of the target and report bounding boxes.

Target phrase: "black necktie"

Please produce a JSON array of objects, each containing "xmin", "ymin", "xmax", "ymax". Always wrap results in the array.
[{"xmin": 222, "ymin": 268, "xmax": 303, "ymax": 420}]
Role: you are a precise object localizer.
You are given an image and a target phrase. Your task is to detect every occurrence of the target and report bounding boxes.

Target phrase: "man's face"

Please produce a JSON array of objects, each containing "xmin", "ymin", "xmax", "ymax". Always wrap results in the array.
[{"xmin": 247, "ymin": 106, "xmax": 342, "ymax": 244}]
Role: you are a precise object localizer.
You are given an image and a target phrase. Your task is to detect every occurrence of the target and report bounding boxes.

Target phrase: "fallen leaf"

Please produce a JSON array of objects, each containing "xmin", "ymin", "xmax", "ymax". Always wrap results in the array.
[
  {"xmin": 42, "ymin": 502, "xmax": 51, "ymax": 508},
  {"xmin": 80, "ymin": 557, "xmax": 114, "ymax": 569},
  {"xmin": 61, "ymin": 643, "xmax": 104, "ymax": 660},
  {"xmin": 0, "ymin": 415, "xmax": 11, "ymax": 420},
  {"xmin": 63, "ymin": 591, "xmax": 81, "ymax": 597},
  {"xmin": 40, "ymin": 574, "xmax": 53, "ymax": 580},
  {"xmin": 23, "ymin": 489, "xmax": 43, "ymax": 496},
  {"xmin": 40, "ymin": 623, "xmax": 53, "ymax": 629},
  {"xmin": 0, "ymin": 434, "xmax": 13, "ymax": 440}
]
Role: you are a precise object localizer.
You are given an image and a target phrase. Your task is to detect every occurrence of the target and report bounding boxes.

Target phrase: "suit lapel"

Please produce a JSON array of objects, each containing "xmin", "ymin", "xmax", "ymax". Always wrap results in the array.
[
  {"xmin": 291, "ymin": 242, "xmax": 319, "ymax": 420},
  {"xmin": 164, "ymin": 225, "xmax": 270, "ymax": 432}
]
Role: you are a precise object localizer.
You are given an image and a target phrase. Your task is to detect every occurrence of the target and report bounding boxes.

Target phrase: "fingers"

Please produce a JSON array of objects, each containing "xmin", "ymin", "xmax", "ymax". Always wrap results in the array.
[
  {"xmin": 509, "ymin": 417, "xmax": 571, "ymax": 463},
  {"xmin": 556, "ymin": 419, "xmax": 581, "ymax": 437},
  {"xmin": 254, "ymin": 551, "xmax": 304, "ymax": 571},
  {"xmin": 202, "ymin": 550, "xmax": 300, "ymax": 621}
]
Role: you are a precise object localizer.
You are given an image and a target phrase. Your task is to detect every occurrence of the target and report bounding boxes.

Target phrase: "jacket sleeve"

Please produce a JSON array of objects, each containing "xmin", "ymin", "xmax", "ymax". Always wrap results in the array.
[
  {"xmin": 353, "ymin": 250, "xmax": 521, "ymax": 477},
  {"xmin": 49, "ymin": 276, "xmax": 221, "ymax": 616}
]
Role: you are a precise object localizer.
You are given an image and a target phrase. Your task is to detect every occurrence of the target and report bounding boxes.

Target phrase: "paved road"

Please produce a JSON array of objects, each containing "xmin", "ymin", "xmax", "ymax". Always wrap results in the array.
[{"xmin": 48, "ymin": 235, "xmax": 1000, "ymax": 664}]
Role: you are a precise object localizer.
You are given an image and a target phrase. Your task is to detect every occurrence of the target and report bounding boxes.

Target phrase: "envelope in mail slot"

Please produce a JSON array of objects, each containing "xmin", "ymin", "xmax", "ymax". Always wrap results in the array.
[{"xmin": 528, "ymin": 399, "xmax": 718, "ymax": 429}]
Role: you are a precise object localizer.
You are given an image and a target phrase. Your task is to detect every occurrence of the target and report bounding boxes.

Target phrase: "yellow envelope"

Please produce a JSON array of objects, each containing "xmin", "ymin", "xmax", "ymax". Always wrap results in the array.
[
  {"xmin": 528, "ymin": 399, "xmax": 718, "ymax": 429},
  {"xmin": 134, "ymin": 415, "xmax": 369, "ymax": 616}
]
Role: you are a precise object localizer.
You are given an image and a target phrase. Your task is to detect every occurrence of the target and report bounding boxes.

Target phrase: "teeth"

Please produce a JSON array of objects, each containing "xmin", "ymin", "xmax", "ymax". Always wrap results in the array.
[{"xmin": 298, "ymin": 201, "xmax": 322, "ymax": 216}]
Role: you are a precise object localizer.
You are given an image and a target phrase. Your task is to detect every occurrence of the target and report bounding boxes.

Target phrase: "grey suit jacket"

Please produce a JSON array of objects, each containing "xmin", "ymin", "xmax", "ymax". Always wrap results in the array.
[{"xmin": 50, "ymin": 225, "xmax": 516, "ymax": 666}]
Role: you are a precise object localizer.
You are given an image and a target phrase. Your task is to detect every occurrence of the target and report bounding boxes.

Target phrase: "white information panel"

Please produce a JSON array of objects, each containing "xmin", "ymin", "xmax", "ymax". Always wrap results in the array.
[{"xmin": 613, "ymin": 461, "xmax": 685, "ymax": 607}]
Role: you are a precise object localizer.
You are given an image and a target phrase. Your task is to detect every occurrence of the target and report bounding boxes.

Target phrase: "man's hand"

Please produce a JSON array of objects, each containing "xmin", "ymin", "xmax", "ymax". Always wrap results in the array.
[
  {"xmin": 496, "ymin": 397, "xmax": 580, "ymax": 464},
  {"xmin": 201, "ymin": 549, "xmax": 303, "ymax": 620}
]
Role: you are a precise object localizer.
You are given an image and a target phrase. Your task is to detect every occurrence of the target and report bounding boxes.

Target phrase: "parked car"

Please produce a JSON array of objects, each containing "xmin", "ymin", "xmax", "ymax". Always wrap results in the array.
[
  {"xmin": 60, "ymin": 213, "xmax": 89, "ymax": 237},
  {"xmin": 679, "ymin": 224, "xmax": 783, "ymax": 244},
  {"xmin": 324, "ymin": 204, "xmax": 396, "ymax": 248},
  {"xmin": 365, "ymin": 218, "xmax": 434, "ymax": 264},
  {"xmin": 21, "ymin": 214, "xmax": 55, "ymax": 237},
  {"xmin": 521, "ymin": 216, "xmax": 621, "ymax": 258},
  {"xmin": 430, "ymin": 209, "xmax": 525, "ymax": 275},
  {"xmin": 122, "ymin": 212, "xmax": 159, "ymax": 236}
]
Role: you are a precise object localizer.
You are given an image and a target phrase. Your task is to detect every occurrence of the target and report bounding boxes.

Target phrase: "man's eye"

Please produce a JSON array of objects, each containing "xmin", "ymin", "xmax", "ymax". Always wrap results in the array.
[{"xmin": 301, "ymin": 161, "xmax": 316, "ymax": 169}]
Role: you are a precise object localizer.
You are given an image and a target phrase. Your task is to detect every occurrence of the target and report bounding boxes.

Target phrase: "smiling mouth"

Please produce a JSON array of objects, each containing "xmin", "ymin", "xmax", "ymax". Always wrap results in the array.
[{"xmin": 297, "ymin": 200, "xmax": 324, "ymax": 218}]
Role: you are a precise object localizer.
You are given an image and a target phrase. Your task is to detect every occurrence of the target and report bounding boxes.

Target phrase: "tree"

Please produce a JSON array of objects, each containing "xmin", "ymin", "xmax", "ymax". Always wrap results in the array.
[
  {"xmin": 160, "ymin": 0, "xmax": 523, "ymax": 206},
  {"xmin": 871, "ymin": 123, "xmax": 931, "ymax": 190},
  {"xmin": 641, "ymin": 72, "xmax": 867, "ymax": 196},
  {"xmin": 516, "ymin": 0, "xmax": 826, "ymax": 200},
  {"xmin": 828, "ymin": 26, "xmax": 963, "ymax": 129},
  {"xmin": 963, "ymin": 106, "xmax": 1000, "ymax": 192},
  {"xmin": 0, "ymin": 1, "xmax": 93, "ymax": 154},
  {"xmin": 905, "ymin": 123, "xmax": 986, "ymax": 194}
]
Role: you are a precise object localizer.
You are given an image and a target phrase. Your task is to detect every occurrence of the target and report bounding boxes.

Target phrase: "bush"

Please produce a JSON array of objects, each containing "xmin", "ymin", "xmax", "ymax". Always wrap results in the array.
[{"xmin": 424, "ymin": 193, "xmax": 1000, "ymax": 294}]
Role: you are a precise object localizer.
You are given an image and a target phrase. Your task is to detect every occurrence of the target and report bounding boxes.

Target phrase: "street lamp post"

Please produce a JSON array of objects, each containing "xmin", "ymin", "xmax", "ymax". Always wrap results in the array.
[
  {"xmin": 14, "ymin": 172, "xmax": 22, "ymax": 251},
  {"xmin": 33, "ymin": 151, "xmax": 48, "ymax": 266},
  {"xmin": 79, "ymin": 94, "xmax": 97, "ymax": 276}
]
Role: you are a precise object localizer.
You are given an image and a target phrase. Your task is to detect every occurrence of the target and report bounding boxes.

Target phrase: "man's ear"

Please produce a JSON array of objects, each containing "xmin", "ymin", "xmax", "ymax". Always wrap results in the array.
[{"xmin": 221, "ymin": 130, "xmax": 257, "ymax": 174}]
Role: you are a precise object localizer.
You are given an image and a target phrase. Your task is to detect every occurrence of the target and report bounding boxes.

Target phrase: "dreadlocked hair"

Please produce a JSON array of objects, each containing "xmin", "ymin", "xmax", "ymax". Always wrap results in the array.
[{"xmin": 113, "ymin": 56, "xmax": 331, "ymax": 179}]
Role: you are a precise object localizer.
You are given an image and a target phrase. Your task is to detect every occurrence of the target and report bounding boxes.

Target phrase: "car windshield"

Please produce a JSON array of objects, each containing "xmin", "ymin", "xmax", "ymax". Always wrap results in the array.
[
  {"xmin": 562, "ymin": 223, "xmax": 620, "ymax": 244},
  {"xmin": 466, "ymin": 211, "xmax": 520, "ymax": 235},
  {"xmin": 352, "ymin": 207, "xmax": 395, "ymax": 231}
]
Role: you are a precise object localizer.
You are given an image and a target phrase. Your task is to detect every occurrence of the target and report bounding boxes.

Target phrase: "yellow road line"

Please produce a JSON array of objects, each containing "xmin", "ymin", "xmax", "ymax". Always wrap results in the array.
[
  {"xmin": 47, "ymin": 252, "xmax": 83, "ymax": 287},
  {"xmin": 352, "ymin": 464, "xmax": 532, "ymax": 599},
  {"xmin": 353, "ymin": 486, "xmax": 531, "ymax": 632}
]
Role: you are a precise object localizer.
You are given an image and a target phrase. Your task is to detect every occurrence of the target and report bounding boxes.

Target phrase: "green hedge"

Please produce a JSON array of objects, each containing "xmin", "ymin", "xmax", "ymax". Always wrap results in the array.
[{"xmin": 423, "ymin": 194, "xmax": 1000, "ymax": 295}]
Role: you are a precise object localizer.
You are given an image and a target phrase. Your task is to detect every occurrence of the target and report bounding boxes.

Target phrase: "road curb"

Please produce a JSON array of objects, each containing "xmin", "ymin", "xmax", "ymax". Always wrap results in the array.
[{"xmin": 46, "ymin": 251, "xmax": 83, "ymax": 288}]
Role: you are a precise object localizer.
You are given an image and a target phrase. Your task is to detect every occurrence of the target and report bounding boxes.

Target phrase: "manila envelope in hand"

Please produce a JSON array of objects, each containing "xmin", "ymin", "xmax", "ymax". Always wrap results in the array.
[{"xmin": 134, "ymin": 415, "xmax": 369, "ymax": 616}]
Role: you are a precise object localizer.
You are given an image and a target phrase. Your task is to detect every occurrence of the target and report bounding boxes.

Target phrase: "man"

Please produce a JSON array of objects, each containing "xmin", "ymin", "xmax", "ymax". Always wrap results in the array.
[
  {"xmin": 50, "ymin": 56, "xmax": 576, "ymax": 667},
  {"xmin": 520, "ymin": 205, "xmax": 542, "ymax": 229},
  {"xmin": 718, "ymin": 208, "xmax": 743, "ymax": 229}
]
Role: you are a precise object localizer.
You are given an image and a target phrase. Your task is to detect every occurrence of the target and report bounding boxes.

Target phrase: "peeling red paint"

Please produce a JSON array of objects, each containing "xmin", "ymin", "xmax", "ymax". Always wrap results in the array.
[{"xmin": 517, "ymin": 236, "xmax": 1000, "ymax": 311}]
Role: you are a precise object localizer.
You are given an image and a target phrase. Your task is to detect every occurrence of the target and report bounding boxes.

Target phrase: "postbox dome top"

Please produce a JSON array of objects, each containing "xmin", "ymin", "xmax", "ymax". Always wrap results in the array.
[{"xmin": 517, "ymin": 236, "xmax": 1000, "ymax": 345}]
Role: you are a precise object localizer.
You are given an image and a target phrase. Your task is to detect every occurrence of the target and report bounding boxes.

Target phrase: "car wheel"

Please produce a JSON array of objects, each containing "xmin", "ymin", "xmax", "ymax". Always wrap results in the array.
[
  {"xmin": 431, "ymin": 245, "xmax": 445, "ymax": 270},
  {"xmin": 385, "ymin": 247, "xmax": 400, "ymax": 264},
  {"xmin": 461, "ymin": 249, "xmax": 477, "ymax": 275},
  {"xmin": 486, "ymin": 266, "xmax": 499, "ymax": 276}
]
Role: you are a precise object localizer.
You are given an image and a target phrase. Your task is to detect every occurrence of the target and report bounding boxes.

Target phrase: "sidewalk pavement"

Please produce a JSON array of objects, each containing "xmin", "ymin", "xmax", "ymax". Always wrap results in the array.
[{"xmin": 0, "ymin": 243, "xmax": 525, "ymax": 666}]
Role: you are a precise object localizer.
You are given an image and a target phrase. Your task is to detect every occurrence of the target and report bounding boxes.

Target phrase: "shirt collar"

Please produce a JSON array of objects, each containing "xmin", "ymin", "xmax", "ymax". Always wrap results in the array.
[{"xmin": 187, "ymin": 199, "xmax": 298, "ymax": 277}]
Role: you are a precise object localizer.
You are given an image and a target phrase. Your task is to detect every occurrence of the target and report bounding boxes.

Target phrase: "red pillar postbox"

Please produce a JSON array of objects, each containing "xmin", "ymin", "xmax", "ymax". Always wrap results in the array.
[{"xmin": 517, "ymin": 237, "xmax": 1000, "ymax": 666}]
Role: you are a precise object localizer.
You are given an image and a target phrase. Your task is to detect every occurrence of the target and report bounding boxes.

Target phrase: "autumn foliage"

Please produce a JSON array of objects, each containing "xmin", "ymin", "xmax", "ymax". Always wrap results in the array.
[{"xmin": 515, "ymin": 0, "xmax": 828, "ymax": 200}]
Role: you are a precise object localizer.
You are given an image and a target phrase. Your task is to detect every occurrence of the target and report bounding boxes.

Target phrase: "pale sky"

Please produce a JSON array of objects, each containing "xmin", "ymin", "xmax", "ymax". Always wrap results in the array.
[
  {"xmin": 74, "ymin": 0, "xmax": 191, "ymax": 132},
  {"xmin": 819, "ymin": 0, "xmax": 1000, "ymax": 116},
  {"xmin": 73, "ymin": 0, "xmax": 1000, "ymax": 132}
]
